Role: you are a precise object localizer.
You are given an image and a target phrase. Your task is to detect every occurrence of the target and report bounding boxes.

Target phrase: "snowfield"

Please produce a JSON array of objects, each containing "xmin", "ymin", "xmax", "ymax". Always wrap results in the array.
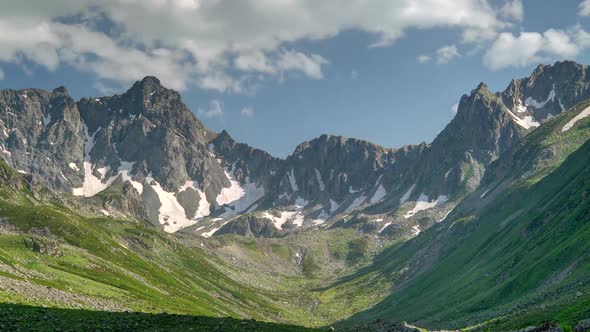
[
  {"xmin": 562, "ymin": 106, "xmax": 590, "ymax": 132},
  {"xmin": 404, "ymin": 194, "xmax": 448, "ymax": 219}
]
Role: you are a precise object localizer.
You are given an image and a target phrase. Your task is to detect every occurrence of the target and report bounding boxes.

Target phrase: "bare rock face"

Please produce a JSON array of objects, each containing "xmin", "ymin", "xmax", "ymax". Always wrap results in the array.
[
  {"xmin": 2, "ymin": 61, "xmax": 590, "ymax": 236},
  {"xmin": 501, "ymin": 61, "xmax": 590, "ymax": 124},
  {"xmin": 214, "ymin": 215, "xmax": 282, "ymax": 238},
  {"xmin": 0, "ymin": 86, "xmax": 85, "ymax": 191}
]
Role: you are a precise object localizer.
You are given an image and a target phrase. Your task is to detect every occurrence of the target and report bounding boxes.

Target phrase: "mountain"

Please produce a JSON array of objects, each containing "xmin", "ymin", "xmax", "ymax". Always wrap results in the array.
[
  {"xmin": 1, "ymin": 61, "xmax": 590, "ymax": 331},
  {"xmin": 335, "ymin": 100, "xmax": 590, "ymax": 330},
  {"xmin": 2, "ymin": 61, "xmax": 590, "ymax": 240}
]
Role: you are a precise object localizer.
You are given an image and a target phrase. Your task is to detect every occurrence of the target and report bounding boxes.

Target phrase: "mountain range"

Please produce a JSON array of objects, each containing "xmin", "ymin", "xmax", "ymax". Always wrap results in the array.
[{"xmin": 1, "ymin": 61, "xmax": 590, "ymax": 331}]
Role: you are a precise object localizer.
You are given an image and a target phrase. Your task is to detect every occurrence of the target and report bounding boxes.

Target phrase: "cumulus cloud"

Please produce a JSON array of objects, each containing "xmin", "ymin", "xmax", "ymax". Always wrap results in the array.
[
  {"xmin": 198, "ymin": 100, "xmax": 224, "ymax": 118},
  {"xmin": 94, "ymin": 81, "xmax": 117, "ymax": 95},
  {"xmin": 436, "ymin": 45, "xmax": 460, "ymax": 64},
  {"xmin": 451, "ymin": 103, "xmax": 459, "ymax": 114},
  {"xmin": 580, "ymin": 0, "xmax": 590, "ymax": 16},
  {"xmin": 417, "ymin": 55, "xmax": 432, "ymax": 63},
  {"xmin": 0, "ymin": 0, "xmax": 506, "ymax": 92},
  {"xmin": 483, "ymin": 28, "xmax": 587, "ymax": 70},
  {"xmin": 240, "ymin": 107, "xmax": 255, "ymax": 117},
  {"xmin": 500, "ymin": 0, "xmax": 523, "ymax": 21}
]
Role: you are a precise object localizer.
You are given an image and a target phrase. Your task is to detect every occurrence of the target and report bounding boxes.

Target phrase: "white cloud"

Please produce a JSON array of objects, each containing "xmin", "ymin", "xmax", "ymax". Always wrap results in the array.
[
  {"xmin": 275, "ymin": 50, "xmax": 329, "ymax": 79},
  {"xmin": 235, "ymin": 49, "xmax": 329, "ymax": 79},
  {"xmin": 0, "ymin": 0, "xmax": 506, "ymax": 92},
  {"xmin": 483, "ymin": 28, "xmax": 586, "ymax": 70},
  {"xmin": 417, "ymin": 55, "xmax": 432, "ymax": 63},
  {"xmin": 500, "ymin": 0, "xmax": 523, "ymax": 21},
  {"xmin": 198, "ymin": 100, "xmax": 224, "ymax": 118},
  {"xmin": 240, "ymin": 106, "xmax": 255, "ymax": 117},
  {"xmin": 94, "ymin": 81, "xmax": 117, "ymax": 95},
  {"xmin": 573, "ymin": 25, "xmax": 590, "ymax": 48},
  {"xmin": 436, "ymin": 45, "xmax": 460, "ymax": 64},
  {"xmin": 580, "ymin": 0, "xmax": 590, "ymax": 16},
  {"xmin": 451, "ymin": 103, "xmax": 459, "ymax": 114}
]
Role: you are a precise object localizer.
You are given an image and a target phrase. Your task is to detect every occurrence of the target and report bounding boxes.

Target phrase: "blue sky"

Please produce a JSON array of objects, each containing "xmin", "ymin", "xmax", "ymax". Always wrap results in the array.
[{"xmin": 0, "ymin": 0, "xmax": 588, "ymax": 157}]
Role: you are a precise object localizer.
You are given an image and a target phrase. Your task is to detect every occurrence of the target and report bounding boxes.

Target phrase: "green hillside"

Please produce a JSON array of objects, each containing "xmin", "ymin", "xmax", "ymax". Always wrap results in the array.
[
  {"xmin": 2, "ymin": 104, "xmax": 590, "ymax": 331},
  {"xmin": 336, "ymin": 103, "xmax": 590, "ymax": 330}
]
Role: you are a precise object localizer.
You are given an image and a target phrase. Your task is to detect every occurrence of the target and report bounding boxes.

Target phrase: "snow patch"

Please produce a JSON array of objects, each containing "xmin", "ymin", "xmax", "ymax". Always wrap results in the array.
[
  {"xmin": 292, "ymin": 213, "xmax": 304, "ymax": 227},
  {"xmin": 72, "ymin": 162, "xmax": 115, "ymax": 197},
  {"xmin": 146, "ymin": 176, "xmax": 195, "ymax": 233},
  {"xmin": 559, "ymin": 98, "xmax": 566, "ymax": 112},
  {"xmin": 216, "ymin": 166, "xmax": 265, "ymax": 218},
  {"xmin": 378, "ymin": 222, "xmax": 392, "ymax": 234},
  {"xmin": 444, "ymin": 168, "xmax": 452, "ymax": 179},
  {"xmin": 346, "ymin": 194, "xmax": 367, "ymax": 212},
  {"xmin": 0, "ymin": 144, "xmax": 11, "ymax": 157},
  {"xmin": 202, "ymin": 227, "xmax": 220, "ymax": 238},
  {"xmin": 311, "ymin": 218, "xmax": 326, "ymax": 225},
  {"xmin": 43, "ymin": 112, "xmax": 51, "ymax": 128},
  {"xmin": 176, "ymin": 180, "xmax": 211, "ymax": 220},
  {"xmin": 404, "ymin": 194, "xmax": 448, "ymax": 219},
  {"xmin": 119, "ymin": 161, "xmax": 143, "ymax": 193},
  {"xmin": 400, "ymin": 184, "xmax": 416, "ymax": 204},
  {"xmin": 287, "ymin": 169, "xmax": 298, "ymax": 192},
  {"xmin": 348, "ymin": 186, "xmax": 361, "ymax": 193},
  {"xmin": 412, "ymin": 225, "xmax": 421, "ymax": 236},
  {"xmin": 294, "ymin": 197, "xmax": 308, "ymax": 209},
  {"xmin": 562, "ymin": 106, "xmax": 590, "ymax": 132},
  {"xmin": 480, "ymin": 189, "xmax": 490, "ymax": 198},
  {"xmin": 262, "ymin": 211, "xmax": 301, "ymax": 230},
  {"xmin": 505, "ymin": 108, "xmax": 540, "ymax": 129},
  {"xmin": 514, "ymin": 100, "xmax": 527, "ymax": 113},
  {"xmin": 216, "ymin": 168, "xmax": 245, "ymax": 206},
  {"xmin": 370, "ymin": 184, "xmax": 387, "ymax": 203},
  {"xmin": 329, "ymin": 199, "xmax": 340, "ymax": 214},
  {"xmin": 314, "ymin": 168, "xmax": 325, "ymax": 191},
  {"xmin": 438, "ymin": 210, "xmax": 452, "ymax": 223},
  {"xmin": 524, "ymin": 85, "xmax": 556, "ymax": 109},
  {"xmin": 72, "ymin": 124, "xmax": 122, "ymax": 197},
  {"xmin": 68, "ymin": 163, "xmax": 79, "ymax": 171}
]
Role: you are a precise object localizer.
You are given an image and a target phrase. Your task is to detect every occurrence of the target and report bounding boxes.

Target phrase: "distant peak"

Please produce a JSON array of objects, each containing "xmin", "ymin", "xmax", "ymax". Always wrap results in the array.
[
  {"xmin": 140, "ymin": 76, "xmax": 161, "ymax": 86},
  {"xmin": 475, "ymin": 82, "xmax": 489, "ymax": 92},
  {"xmin": 531, "ymin": 60, "xmax": 583, "ymax": 78},
  {"xmin": 127, "ymin": 76, "xmax": 164, "ymax": 95},
  {"xmin": 213, "ymin": 129, "xmax": 235, "ymax": 144},
  {"xmin": 219, "ymin": 129, "xmax": 232, "ymax": 139},
  {"xmin": 52, "ymin": 86, "xmax": 69, "ymax": 95}
]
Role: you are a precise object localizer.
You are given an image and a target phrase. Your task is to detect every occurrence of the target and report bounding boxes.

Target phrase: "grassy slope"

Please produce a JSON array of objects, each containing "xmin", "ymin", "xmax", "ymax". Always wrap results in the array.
[
  {"xmin": 0, "ymin": 303, "xmax": 317, "ymax": 332},
  {"xmin": 333, "ymin": 103, "xmax": 590, "ymax": 330},
  {"xmin": 0, "ymin": 163, "xmax": 330, "ymax": 330},
  {"xmin": 0, "ymin": 160, "xmax": 388, "ymax": 329}
]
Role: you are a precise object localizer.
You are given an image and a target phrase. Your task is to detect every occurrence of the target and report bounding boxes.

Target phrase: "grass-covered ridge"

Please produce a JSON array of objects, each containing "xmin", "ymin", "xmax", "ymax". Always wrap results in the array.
[{"xmin": 333, "ymin": 104, "xmax": 590, "ymax": 330}]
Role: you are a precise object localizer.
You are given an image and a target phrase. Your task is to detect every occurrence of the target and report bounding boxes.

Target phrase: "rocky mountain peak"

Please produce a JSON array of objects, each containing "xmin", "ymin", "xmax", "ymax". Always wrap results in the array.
[
  {"xmin": 128, "ymin": 76, "xmax": 164, "ymax": 95},
  {"xmin": 474, "ymin": 82, "xmax": 490, "ymax": 94},
  {"xmin": 52, "ymin": 86, "xmax": 69, "ymax": 96},
  {"xmin": 216, "ymin": 129, "xmax": 233, "ymax": 142}
]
